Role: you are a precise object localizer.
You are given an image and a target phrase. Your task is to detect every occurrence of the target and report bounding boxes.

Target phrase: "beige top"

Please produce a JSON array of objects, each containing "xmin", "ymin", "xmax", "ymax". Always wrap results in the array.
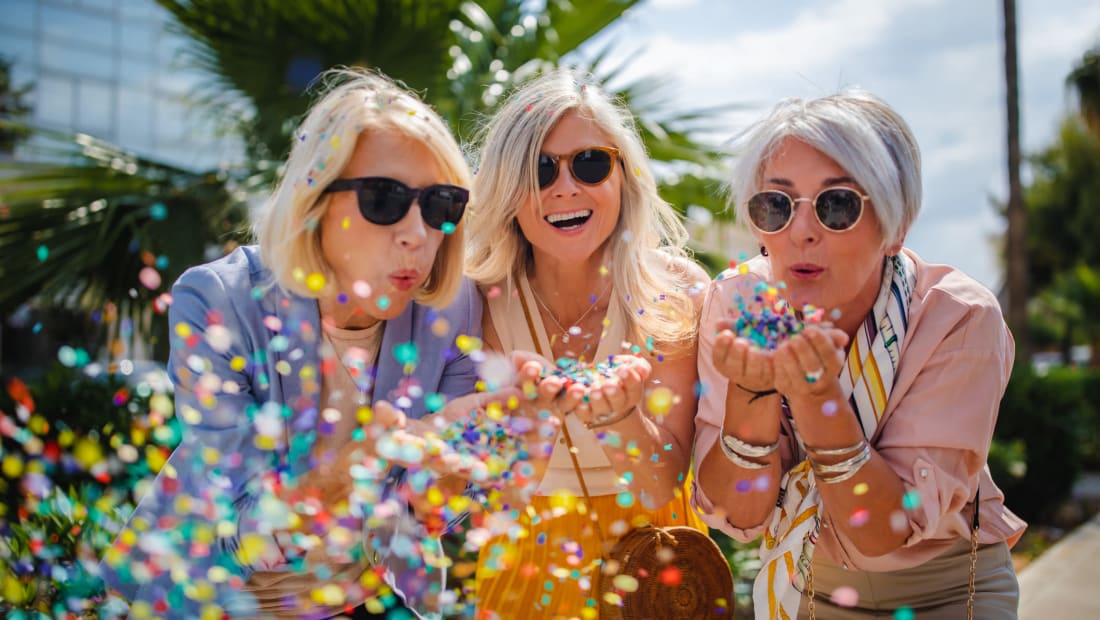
[
  {"xmin": 693, "ymin": 248, "xmax": 1028, "ymax": 572},
  {"xmin": 483, "ymin": 273, "xmax": 626, "ymax": 496},
  {"xmin": 243, "ymin": 321, "xmax": 384, "ymax": 618}
]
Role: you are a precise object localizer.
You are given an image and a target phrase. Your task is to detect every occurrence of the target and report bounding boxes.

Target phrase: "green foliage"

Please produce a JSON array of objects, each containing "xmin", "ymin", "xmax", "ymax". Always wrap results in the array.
[
  {"xmin": 0, "ymin": 363, "xmax": 179, "ymax": 613},
  {"xmin": 0, "ymin": 54, "xmax": 33, "ymax": 154},
  {"xmin": 1068, "ymin": 43, "xmax": 1100, "ymax": 139},
  {"xmin": 994, "ymin": 365, "xmax": 1090, "ymax": 523}
]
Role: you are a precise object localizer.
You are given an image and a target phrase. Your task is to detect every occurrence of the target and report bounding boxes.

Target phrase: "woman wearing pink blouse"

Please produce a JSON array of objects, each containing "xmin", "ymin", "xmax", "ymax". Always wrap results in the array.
[{"xmin": 693, "ymin": 90, "xmax": 1026, "ymax": 619}]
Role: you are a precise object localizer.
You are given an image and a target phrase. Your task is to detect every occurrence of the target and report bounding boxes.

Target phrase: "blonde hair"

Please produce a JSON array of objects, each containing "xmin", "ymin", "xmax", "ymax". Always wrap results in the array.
[
  {"xmin": 253, "ymin": 67, "xmax": 471, "ymax": 307},
  {"xmin": 466, "ymin": 69, "xmax": 697, "ymax": 352},
  {"xmin": 728, "ymin": 89, "xmax": 922, "ymax": 249}
]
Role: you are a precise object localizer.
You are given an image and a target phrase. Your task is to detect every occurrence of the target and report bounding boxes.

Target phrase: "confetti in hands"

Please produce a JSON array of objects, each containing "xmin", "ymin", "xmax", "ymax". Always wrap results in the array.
[{"xmin": 725, "ymin": 279, "xmax": 828, "ymax": 350}]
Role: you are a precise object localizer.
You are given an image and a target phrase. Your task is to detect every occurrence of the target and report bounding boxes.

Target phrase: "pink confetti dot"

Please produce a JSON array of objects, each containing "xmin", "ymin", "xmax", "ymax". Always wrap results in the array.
[
  {"xmin": 849, "ymin": 508, "xmax": 870, "ymax": 527},
  {"xmin": 830, "ymin": 586, "xmax": 860, "ymax": 607}
]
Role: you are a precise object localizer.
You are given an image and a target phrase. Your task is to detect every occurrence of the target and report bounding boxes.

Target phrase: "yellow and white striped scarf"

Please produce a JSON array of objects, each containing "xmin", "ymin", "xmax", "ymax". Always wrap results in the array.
[{"xmin": 754, "ymin": 253, "xmax": 916, "ymax": 619}]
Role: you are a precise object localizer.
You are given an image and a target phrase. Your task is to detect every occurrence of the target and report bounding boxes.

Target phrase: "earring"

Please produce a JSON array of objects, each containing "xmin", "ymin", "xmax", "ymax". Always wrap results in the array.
[{"xmin": 760, "ymin": 245, "xmax": 768, "ymax": 257}]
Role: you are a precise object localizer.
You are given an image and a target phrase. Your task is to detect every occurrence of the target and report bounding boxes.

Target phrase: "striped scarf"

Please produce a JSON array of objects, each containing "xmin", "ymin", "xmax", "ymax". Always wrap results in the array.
[{"xmin": 754, "ymin": 253, "xmax": 916, "ymax": 619}]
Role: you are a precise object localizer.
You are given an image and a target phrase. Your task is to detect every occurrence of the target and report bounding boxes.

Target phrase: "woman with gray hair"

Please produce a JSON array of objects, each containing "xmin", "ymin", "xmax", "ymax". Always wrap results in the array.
[
  {"xmin": 693, "ymin": 90, "xmax": 1025, "ymax": 619},
  {"xmin": 464, "ymin": 69, "xmax": 711, "ymax": 615}
]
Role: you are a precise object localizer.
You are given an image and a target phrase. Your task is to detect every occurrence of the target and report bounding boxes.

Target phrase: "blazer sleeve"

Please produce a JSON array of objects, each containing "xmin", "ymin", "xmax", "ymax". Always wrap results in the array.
[{"xmin": 99, "ymin": 265, "xmax": 287, "ymax": 612}]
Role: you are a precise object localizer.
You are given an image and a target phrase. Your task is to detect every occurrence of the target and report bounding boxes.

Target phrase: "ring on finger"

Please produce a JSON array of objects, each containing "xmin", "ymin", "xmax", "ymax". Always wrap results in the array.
[{"xmin": 804, "ymin": 368, "xmax": 825, "ymax": 383}]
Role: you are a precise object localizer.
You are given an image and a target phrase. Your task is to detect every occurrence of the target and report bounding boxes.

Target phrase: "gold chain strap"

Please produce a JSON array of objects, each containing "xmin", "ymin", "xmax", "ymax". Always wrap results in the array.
[
  {"xmin": 807, "ymin": 491, "xmax": 981, "ymax": 620},
  {"xmin": 807, "ymin": 560, "xmax": 816, "ymax": 619}
]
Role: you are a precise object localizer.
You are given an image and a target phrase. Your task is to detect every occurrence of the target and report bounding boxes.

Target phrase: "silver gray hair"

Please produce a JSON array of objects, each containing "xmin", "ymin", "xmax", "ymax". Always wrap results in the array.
[{"xmin": 728, "ymin": 89, "xmax": 921, "ymax": 248}]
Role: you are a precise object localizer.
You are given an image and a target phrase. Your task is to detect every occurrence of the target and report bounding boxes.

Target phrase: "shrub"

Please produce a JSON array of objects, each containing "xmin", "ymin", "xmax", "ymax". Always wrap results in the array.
[{"xmin": 994, "ymin": 365, "xmax": 1090, "ymax": 523}]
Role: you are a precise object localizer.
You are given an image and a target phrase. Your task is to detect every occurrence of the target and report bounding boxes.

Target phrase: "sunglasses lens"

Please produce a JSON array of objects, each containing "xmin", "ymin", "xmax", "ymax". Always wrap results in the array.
[
  {"xmin": 570, "ymin": 149, "xmax": 614, "ymax": 185},
  {"xmin": 816, "ymin": 188, "xmax": 863, "ymax": 231},
  {"xmin": 747, "ymin": 192, "xmax": 793, "ymax": 233},
  {"xmin": 420, "ymin": 185, "xmax": 469, "ymax": 229},
  {"xmin": 358, "ymin": 178, "xmax": 411, "ymax": 225},
  {"xmin": 537, "ymin": 154, "xmax": 558, "ymax": 188}
]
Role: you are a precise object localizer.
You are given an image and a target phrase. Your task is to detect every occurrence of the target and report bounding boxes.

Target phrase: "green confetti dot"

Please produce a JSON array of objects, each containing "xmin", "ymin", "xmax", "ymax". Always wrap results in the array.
[
  {"xmin": 441, "ymin": 221, "xmax": 456, "ymax": 234},
  {"xmin": 376, "ymin": 295, "xmax": 391, "ymax": 310},
  {"xmin": 393, "ymin": 342, "xmax": 418, "ymax": 365},
  {"xmin": 901, "ymin": 490, "xmax": 921, "ymax": 510},
  {"xmin": 616, "ymin": 491, "xmax": 635, "ymax": 508},
  {"xmin": 36, "ymin": 245, "xmax": 48, "ymax": 261},
  {"xmin": 894, "ymin": 608, "xmax": 914, "ymax": 620},
  {"xmin": 425, "ymin": 393, "xmax": 446, "ymax": 412}
]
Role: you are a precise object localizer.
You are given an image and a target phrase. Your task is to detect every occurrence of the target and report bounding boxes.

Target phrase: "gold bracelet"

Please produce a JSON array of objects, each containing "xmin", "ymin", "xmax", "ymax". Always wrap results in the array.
[
  {"xmin": 718, "ymin": 433, "xmax": 771, "ymax": 470},
  {"xmin": 584, "ymin": 406, "xmax": 639, "ymax": 430},
  {"xmin": 805, "ymin": 438, "xmax": 867, "ymax": 458},
  {"xmin": 722, "ymin": 433, "xmax": 781, "ymax": 459}
]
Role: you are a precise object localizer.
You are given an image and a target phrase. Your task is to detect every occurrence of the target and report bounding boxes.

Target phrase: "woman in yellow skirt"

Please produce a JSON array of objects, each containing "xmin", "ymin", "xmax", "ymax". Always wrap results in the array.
[{"xmin": 464, "ymin": 69, "xmax": 709, "ymax": 619}]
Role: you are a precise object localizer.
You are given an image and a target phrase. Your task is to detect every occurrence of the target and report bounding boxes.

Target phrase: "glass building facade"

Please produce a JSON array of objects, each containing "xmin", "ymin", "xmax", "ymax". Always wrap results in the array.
[{"xmin": 0, "ymin": 0, "xmax": 243, "ymax": 169}]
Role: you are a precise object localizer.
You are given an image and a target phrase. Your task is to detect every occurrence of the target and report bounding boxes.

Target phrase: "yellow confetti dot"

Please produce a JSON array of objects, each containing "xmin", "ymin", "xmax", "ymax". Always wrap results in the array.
[
  {"xmin": 581, "ymin": 609, "xmax": 598, "ymax": 620},
  {"xmin": 356, "ymin": 405, "xmax": 373, "ymax": 424},
  {"xmin": 613, "ymin": 574, "xmax": 639, "ymax": 592},
  {"xmin": 238, "ymin": 533, "xmax": 270, "ymax": 566},
  {"xmin": 306, "ymin": 272, "xmax": 326, "ymax": 292},
  {"xmin": 199, "ymin": 604, "xmax": 225, "ymax": 620},
  {"xmin": 485, "ymin": 402, "xmax": 504, "ymax": 422},
  {"xmin": 311, "ymin": 584, "xmax": 346, "ymax": 605},
  {"xmin": 58, "ymin": 429, "xmax": 75, "ymax": 447},
  {"xmin": 853, "ymin": 483, "xmax": 869, "ymax": 496},
  {"xmin": 646, "ymin": 386, "xmax": 674, "ymax": 417},
  {"xmin": 72, "ymin": 438, "xmax": 103, "ymax": 469},
  {"xmin": 448, "ymin": 494, "xmax": 471, "ymax": 513},
  {"xmin": 2, "ymin": 454, "xmax": 24, "ymax": 478},
  {"xmin": 188, "ymin": 580, "xmax": 216, "ymax": 602},
  {"xmin": 145, "ymin": 445, "xmax": 167, "ymax": 472},
  {"xmin": 292, "ymin": 267, "xmax": 305, "ymax": 282},
  {"xmin": 341, "ymin": 216, "xmax": 351, "ymax": 230},
  {"xmin": 455, "ymin": 335, "xmax": 482, "ymax": 354},
  {"xmin": 738, "ymin": 264, "xmax": 749, "ymax": 275},
  {"xmin": 150, "ymin": 393, "xmax": 174, "ymax": 416},
  {"xmin": 332, "ymin": 136, "xmax": 341, "ymax": 148},
  {"xmin": 506, "ymin": 395, "xmax": 519, "ymax": 410},
  {"xmin": 230, "ymin": 356, "xmax": 247, "ymax": 371},
  {"xmin": 174, "ymin": 322, "xmax": 192, "ymax": 338},
  {"xmin": 254, "ymin": 435, "xmax": 277, "ymax": 451},
  {"xmin": 275, "ymin": 360, "xmax": 292, "ymax": 376},
  {"xmin": 599, "ymin": 264, "xmax": 609, "ymax": 276},
  {"xmin": 426, "ymin": 486, "xmax": 444, "ymax": 506}
]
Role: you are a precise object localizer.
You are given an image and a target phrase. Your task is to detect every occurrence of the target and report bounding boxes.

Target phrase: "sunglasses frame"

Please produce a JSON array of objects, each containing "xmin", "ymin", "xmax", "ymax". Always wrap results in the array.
[
  {"xmin": 537, "ymin": 146, "xmax": 621, "ymax": 189},
  {"xmin": 321, "ymin": 176, "xmax": 469, "ymax": 230},
  {"xmin": 747, "ymin": 186, "xmax": 870, "ymax": 234}
]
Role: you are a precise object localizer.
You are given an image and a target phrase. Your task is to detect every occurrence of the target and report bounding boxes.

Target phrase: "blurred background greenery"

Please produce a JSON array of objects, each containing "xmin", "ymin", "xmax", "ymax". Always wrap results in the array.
[{"xmin": 0, "ymin": 0, "xmax": 1098, "ymax": 617}]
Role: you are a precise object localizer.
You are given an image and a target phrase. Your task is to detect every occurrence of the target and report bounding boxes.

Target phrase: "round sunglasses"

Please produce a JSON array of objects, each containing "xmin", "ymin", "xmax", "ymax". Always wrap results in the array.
[
  {"xmin": 537, "ymin": 146, "xmax": 620, "ymax": 189},
  {"xmin": 322, "ymin": 177, "xmax": 469, "ymax": 230},
  {"xmin": 747, "ymin": 187, "xmax": 870, "ymax": 234}
]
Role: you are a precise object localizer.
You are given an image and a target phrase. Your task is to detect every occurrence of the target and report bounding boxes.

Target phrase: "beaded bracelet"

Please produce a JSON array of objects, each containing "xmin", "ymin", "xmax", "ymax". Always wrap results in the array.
[{"xmin": 722, "ymin": 433, "xmax": 781, "ymax": 459}]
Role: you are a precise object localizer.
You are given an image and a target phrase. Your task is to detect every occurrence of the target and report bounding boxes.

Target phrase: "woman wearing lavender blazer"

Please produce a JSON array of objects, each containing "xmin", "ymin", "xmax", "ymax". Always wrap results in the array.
[{"xmin": 99, "ymin": 68, "xmax": 527, "ymax": 620}]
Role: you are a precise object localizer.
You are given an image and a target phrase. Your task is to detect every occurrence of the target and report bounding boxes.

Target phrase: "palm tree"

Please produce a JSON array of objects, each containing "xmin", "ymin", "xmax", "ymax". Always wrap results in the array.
[
  {"xmin": 0, "ymin": 0, "xmax": 733, "ymax": 363},
  {"xmin": 1068, "ymin": 44, "xmax": 1100, "ymax": 140},
  {"xmin": 1002, "ymin": 0, "xmax": 1029, "ymax": 363}
]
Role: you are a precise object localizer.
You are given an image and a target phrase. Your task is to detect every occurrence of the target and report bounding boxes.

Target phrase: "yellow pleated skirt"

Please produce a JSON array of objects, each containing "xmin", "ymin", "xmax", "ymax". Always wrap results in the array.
[{"xmin": 474, "ymin": 481, "xmax": 705, "ymax": 619}]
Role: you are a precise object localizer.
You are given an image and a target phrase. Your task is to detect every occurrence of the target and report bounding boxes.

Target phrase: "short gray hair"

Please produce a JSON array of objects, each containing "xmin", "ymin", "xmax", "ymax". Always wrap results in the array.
[{"xmin": 728, "ymin": 89, "xmax": 921, "ymax": 248}]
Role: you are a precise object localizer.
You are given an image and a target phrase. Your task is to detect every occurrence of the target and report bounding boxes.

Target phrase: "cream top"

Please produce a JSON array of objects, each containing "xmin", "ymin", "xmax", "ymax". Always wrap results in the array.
[{"xmin": 484, "ymin": 273, "xmax": 626, "ymax": 497}]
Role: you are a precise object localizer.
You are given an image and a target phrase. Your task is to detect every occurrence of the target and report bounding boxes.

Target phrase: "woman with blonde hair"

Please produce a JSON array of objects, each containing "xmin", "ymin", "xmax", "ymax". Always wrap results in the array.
[
  {"xmin": 99, "ymin": 67, "xmax": 526, "ymax": 620},
  {"xmin": 465, "ymin": 69, "xmax": 711, "ymax": 616}
]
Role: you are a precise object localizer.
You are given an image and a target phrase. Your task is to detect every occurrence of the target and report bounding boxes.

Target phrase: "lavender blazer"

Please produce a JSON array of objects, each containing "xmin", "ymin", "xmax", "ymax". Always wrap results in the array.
[{"xmin": 99, "ymin": 245, "xmax": 481, "ymax": 618}]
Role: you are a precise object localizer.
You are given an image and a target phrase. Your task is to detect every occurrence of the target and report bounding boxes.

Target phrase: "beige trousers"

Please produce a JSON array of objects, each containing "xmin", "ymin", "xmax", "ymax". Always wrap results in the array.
[{"xmin": 796, "ymin": 539, "xmax": 1019, "ymax": 619}]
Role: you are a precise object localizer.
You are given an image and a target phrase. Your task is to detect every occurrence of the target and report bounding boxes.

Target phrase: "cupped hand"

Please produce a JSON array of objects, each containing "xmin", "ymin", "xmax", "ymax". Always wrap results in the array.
[
  {"xmin": 771, "ymin": 326, "xmax": 849, "ymax": 399},
  {"xmin": 578, "ymin": 354, "xmax": 652, "ymax": 422},
  {"xmin": 711, "ymin": 318, "xmax": 777, "ymax": 392}
]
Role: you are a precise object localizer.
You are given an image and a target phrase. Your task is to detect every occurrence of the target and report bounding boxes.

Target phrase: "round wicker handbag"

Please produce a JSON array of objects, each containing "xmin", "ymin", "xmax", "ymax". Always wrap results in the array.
[
  {"xmin": 560, "ymin": 423, "xmax": 734, "ymax": 619},
  {"xmin": 598, "ymin": 524, "xmax": 734, "ymax": 619}
]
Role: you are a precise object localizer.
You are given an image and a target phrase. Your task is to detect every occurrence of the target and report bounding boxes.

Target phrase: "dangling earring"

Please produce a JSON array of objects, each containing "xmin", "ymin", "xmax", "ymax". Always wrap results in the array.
[{"xmin": 760, "ymin": 245, "xmax": 768, "ymax": 257}]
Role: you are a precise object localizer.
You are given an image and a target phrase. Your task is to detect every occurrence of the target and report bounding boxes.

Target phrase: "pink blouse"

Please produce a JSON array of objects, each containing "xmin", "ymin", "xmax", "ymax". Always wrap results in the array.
[{"xmin": 692, "ymin": 249, "xmax": 1027, "ymax": 572}]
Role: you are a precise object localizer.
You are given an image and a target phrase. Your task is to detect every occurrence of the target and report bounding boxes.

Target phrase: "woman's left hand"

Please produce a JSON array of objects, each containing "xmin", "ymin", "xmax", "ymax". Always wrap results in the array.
[
  {"xmin": 575, "ymin": 354, "xmax": 652, "ymax": 424},
  {"xmin": 771, "ymin": 326, "xmax": 849, "ymax": 399}
]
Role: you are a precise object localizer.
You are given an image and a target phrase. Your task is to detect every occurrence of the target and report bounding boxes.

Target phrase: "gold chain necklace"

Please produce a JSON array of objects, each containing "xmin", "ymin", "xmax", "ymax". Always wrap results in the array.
[{"xmin": 529, "ymin": 282, "xmax": 610, "ymax": 344}]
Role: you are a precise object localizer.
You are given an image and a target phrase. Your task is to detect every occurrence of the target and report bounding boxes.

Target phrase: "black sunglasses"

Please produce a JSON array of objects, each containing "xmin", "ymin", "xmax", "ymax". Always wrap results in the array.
[
  {"xmin": 322, "ymin": 177, "xmax": 468, "ymax": 230},
  {"xmin": 747, "ymin": 187, "xmax": 869, "ymax": 234},
  {"xmin": 537, "ymin": 146, "xmax": 620, "ymax": 189}
]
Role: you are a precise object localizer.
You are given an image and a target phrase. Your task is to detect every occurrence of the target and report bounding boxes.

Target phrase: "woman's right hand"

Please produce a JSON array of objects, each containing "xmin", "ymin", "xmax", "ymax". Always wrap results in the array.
[{"xmin": 711, "ymin": 318, "xmax": 777, "ymax": 392}]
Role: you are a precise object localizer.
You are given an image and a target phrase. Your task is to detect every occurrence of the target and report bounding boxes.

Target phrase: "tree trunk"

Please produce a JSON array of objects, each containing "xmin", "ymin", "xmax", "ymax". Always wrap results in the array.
[{"xmin": 1003, "ymin": 0, "xmax": 1030, "ymax": 365}]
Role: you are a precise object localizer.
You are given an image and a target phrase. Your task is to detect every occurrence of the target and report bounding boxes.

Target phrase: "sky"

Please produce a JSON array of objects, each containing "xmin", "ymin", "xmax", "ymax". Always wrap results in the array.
[{"xmin": 585, "ymin": 0, "xmax": 1100, "ymax": 291}]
